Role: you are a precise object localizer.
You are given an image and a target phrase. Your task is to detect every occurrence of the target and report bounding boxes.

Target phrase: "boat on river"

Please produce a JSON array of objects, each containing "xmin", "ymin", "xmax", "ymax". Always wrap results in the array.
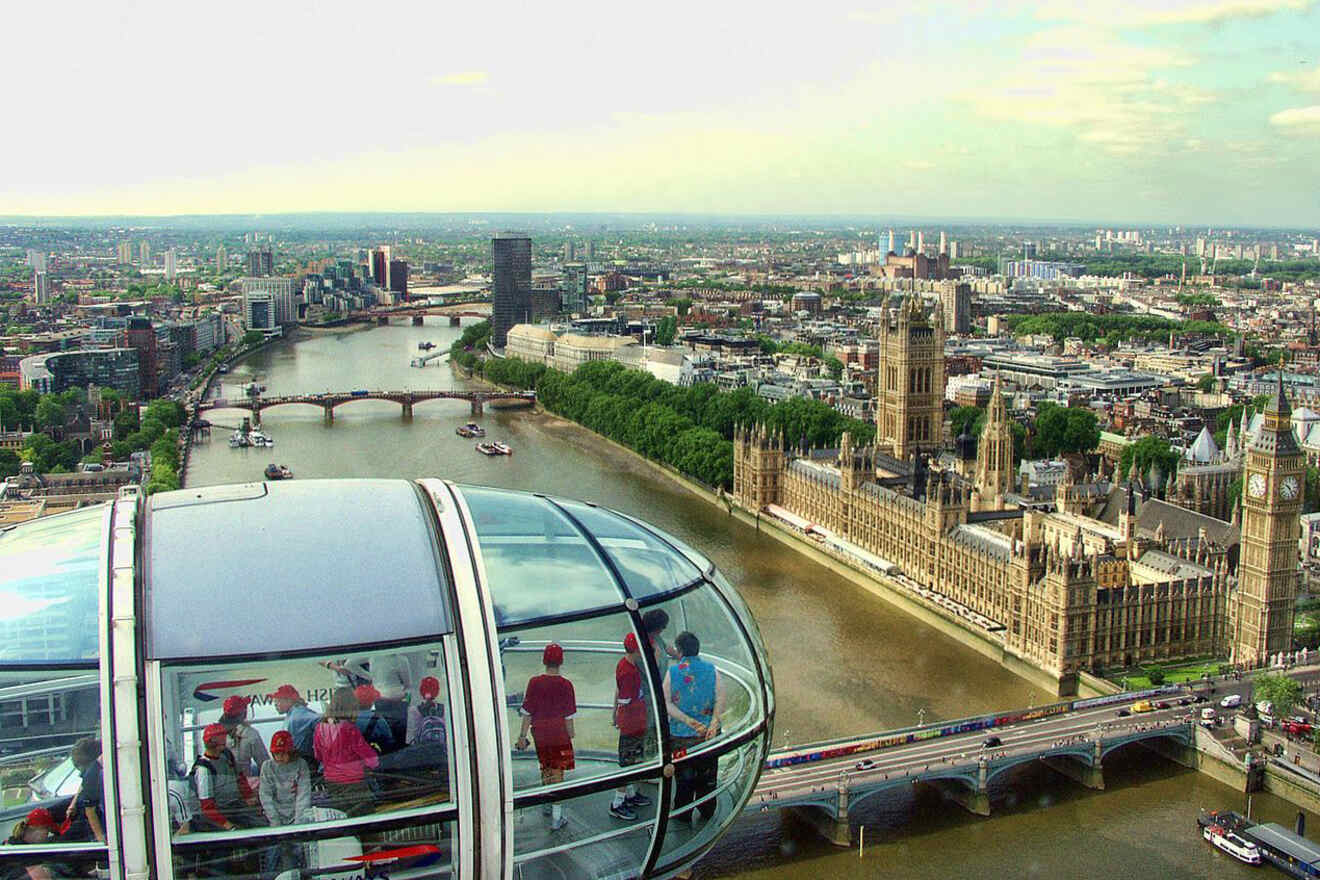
[
  {"xmin": 418, "ymin": 341, "xmax": 436, "ymax": 350},
  {"xmin": 475, "ymin": 441, "xmax": 511, "ymax": 456},
  {"xmin": 1202, "ymin": 823, "xmax": 1262, "ymax": 865},
  {"xmin": 248, "ymin": 430, "xmax": 274, "ymax": 447},
  {"xmin": 264, "ymin": 464, "xmax": 293, "ymax": 481},
  {"xmin": 228, "ymin": 430, "xmax": 248, "ymax": 448},
  {"xmin": 456, "ymin": 422, "xmax": 486, "ymax": 438}
]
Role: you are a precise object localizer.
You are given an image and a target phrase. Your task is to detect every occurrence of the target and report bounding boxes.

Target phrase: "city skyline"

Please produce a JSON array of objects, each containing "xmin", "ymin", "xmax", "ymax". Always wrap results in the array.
[{"xmin": 4, "ymin": 0, "xmax": 1319, "ymax": 225}]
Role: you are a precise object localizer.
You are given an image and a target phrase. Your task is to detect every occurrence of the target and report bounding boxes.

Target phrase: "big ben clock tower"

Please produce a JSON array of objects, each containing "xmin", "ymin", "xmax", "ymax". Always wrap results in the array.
[{"xmin": 1230, "ymin": 375, "xmax": 1304, "ymax": 667}]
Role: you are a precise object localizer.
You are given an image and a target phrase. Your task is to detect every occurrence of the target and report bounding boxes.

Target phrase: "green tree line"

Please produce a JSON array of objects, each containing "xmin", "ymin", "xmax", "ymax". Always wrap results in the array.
[
  {"xmin": 476, "ymin": 355, "xmax": 876, "ymax": 490},
  {"xmin": 1001, "ymin": 312, "xmax": 1233, "ymax": 346}
]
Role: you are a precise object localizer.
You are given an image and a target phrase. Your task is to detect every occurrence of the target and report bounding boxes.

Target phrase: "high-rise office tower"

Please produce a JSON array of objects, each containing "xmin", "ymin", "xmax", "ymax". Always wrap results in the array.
[
  {"xmin": 217, "ymin": 245, "xmax": 227, "ymax": 272},
  {"xmin": 887, "ymin": 229, "xmax": 895, "ymax": 254},
  {"xmin": 118, "ymin": 242, "xmax": 134, "ymax": 265},
  {"xmin": 585, "ymin": 240, "xmax": 596, "ymax": 261},
  {"xmin": 248, "ymin": 249, "xmax": 273, "ymax": 276},
  {"xmin": 140, "ymin": 241, "xmax": 151, "ymax": 266},
  {"xmin": 948, "ymin": 241, "xmax": 959, "ymax": 260},
  {"xmin": 31, "ymin": 272, "xmax": 50, "ymax": 305},
  {"xmin": 938, "ymin": 231, "xmax": 947, "ymax": 255},
  {"xmin": 122, "ymin": 317, "xmax": 159, "ymax": 399},
  {"xmin": 491, "ymin": 233, "xmax": 532, "ymax": 348},
  {"xmin": 563, "ymin": 241, "xmax": 575, "ymax": 261},
  {"xmin": 164, "ymin": 250, "xmax": 177, "ymax": 280},
  {"xmin": 370, "ymin": 246, "xmax": 392, "ymax": 288},
  {"xmin": 916, "ymin": 230, "xmax": 925, "ymax": 254},
  {"xmin": 389, "ymin": 259, "xmax": 409, "ymax": 299}
]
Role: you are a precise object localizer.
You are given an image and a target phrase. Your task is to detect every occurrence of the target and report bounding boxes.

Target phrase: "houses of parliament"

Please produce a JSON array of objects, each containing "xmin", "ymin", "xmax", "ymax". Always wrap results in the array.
[{"xmin": 732, "ymin": 296, "xmax": 1302, "ymax": 692}]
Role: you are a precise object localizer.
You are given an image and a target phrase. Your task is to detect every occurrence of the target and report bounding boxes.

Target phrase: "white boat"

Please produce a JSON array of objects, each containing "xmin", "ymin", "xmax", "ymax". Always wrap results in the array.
[
  {"xmin": 228, "ymin": 430, "xmax": 248, "ymax": 448},
  {"xmin": 1203, "ymin": 824, "xmax": 1262, "ymax": 864},
  {"xmin": 475, "ymin": 441, "xmax": 511, "ymax": 456},
  {"xmin": 491, "ymin": 441, "xmax": 511, "ymax": 455},
  {"xmin": 248, "ymin": 430, "xmax": 274, "ymax": 447}
]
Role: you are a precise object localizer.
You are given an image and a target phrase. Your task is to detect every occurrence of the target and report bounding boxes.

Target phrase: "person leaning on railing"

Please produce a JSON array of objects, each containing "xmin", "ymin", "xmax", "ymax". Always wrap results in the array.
[{"xmin": 664, "ymin": 631, "xmax": 727, "ymax": 824}]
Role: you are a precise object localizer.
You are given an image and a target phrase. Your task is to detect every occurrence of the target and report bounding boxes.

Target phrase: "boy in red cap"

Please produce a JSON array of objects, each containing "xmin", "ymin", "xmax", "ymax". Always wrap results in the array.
[
  {"xmin": 609, "ymin": 632, "xmax": 652, "ymax": 821},
  {"xmin": 516, "ymin": 643, "xmax": 576, "ymax": 830},
  {"xmin": 220, "ymin": 695, "xmax": 269, "ymax": 788},
  {"xmin": 406, "ymin": 675, "xmax": 447, "ymax": 746},
  {"xmin": 353, "ymin": 684, "xmax": 396, "ymax": 754},
  {"xmin": 257, "ymin": 730, "xmax": 309, "ymax": 875},
  {"xmin": 191, "ymin": 723, "xmax": 260, "ymax": 831}
]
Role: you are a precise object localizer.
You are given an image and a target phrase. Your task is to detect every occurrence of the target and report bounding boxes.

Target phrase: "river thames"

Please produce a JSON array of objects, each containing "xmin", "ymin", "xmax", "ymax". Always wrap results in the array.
[{"xmin": 186, "ymin": 318, "xmax": 1309, "ymax": 878}]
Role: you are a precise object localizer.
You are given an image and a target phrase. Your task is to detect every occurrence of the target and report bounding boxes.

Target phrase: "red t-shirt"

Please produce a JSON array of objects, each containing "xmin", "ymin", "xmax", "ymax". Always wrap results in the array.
[
  {"xmin": 521, "ymin": 674, "xmax": 576, "ymax": 745},
  {"xmin": 615, "ymin": 658, "xmax": 647, "ymax": 737}
]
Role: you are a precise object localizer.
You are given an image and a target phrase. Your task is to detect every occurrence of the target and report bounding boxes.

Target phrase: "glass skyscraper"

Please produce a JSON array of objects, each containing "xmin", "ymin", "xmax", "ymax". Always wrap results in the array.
[{"xmin": 492, "ymin": 233, "xmax": 532, "ymax": 347}]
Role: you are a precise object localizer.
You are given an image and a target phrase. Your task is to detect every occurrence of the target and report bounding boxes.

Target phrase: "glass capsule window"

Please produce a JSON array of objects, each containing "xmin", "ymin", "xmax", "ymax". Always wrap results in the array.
[
  {"xmin": 0, "ymin": 505, "xmax": 112, "ymax": 877},
  {"xmin": 157, "ymin": 641, "xmax": 458, "ymax": 878}
]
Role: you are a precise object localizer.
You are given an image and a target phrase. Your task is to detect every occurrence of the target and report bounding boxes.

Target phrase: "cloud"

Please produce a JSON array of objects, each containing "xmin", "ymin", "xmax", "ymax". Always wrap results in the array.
[
  {"xmin": 903, "ymin": 159, "xmax": 937, "ymax": 171},
  {"xmin": 1269, "ymin": 104, "xmax": 1320, "ymax": 127},
  {"xmin": 430, "ymin": 71, "xmax": 488, "ymax": 86},
  {"xmin": 1036, "ymin": 0, "xmax": 1314, "ymax": 26},
  {"xmin": 961, "ymin": 28, "xmax": 1211, "ymax": 154},
  {"xmin": 1269, "ymin": 68, "xmax": 1320, "ymax": 92}
]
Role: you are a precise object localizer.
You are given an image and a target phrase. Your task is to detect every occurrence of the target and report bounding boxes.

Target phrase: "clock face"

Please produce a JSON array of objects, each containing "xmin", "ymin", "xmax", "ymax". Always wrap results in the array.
[
  {"xmin": 1282, "ymin": 475, "xmax": 1301, "ymax": 500},
  {"xmin": 1249, "ymin": 473, "xmax": 1267, "ymax": 499}
]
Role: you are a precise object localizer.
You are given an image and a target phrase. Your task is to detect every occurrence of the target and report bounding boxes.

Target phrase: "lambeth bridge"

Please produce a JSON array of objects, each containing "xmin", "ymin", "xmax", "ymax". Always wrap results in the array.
[
  {"xmin": 753, "ymin": 687, "xmax": 1200, "ymax": 845},
  {"xmin": 195, "ymin": 388, "xmax": 536, "ymax": 423}
]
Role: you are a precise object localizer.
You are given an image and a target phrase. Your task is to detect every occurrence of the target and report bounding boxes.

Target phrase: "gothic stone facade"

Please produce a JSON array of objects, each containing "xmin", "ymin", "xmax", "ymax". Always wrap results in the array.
[{"xmin": 734, "ymin": 427, "xmax": 1230, "ymax": 689}]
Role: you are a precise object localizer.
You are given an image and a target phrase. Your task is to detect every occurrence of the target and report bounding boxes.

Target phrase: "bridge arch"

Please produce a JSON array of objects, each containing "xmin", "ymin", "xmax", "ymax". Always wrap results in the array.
[
  {"xmin": 847, "ymin": 769, "xmax": 980, "ymax": 813},
  {"xmin": 1099, "ymin": 727, "xmax": 1191, "ymax": 762}
]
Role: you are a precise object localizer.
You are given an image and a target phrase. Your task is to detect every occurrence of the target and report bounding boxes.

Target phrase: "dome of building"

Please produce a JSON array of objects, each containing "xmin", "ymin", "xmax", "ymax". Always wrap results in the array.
[{"xmin": 0, "ymin": 479, "xmax": 773, "ymax": 880}]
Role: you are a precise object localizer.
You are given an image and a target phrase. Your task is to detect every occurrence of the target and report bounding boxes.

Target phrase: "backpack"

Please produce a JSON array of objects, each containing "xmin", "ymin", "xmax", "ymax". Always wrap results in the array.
[{"xmin": 414, "ymin": 702, "xmax": 446, "ymax": 746}]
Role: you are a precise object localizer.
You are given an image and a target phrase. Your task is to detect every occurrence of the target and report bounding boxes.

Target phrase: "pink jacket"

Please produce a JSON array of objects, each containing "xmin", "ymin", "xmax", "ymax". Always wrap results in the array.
[{"xmin": 313, "ymin": 720, "xmax": 379, "ymax": 784}]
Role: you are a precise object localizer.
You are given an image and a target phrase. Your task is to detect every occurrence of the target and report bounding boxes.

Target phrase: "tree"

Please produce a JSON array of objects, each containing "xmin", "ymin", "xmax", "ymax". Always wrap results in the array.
[
  {"xmin": 654, "ymin": 316, "xmax": 678, "ymax": 346},
  {"xmin": 241, "ymin": 329, "xmax": 264, "ymax": 347},
  {"xmin": 1031, "ymin": 403, "xmax": 1100, "ymax": 459},
  {"xmin": 672, "ymin": 297, "xmax": 693, "ymax": 317},
  {"xmin": 1253, "ymin": 673, "xmax": 1303, "ymax": 717},
  {"xmin": 1197, "ymin": 373, "xmax": 1216, "ymax": 393},
  {"xmin": 1119, "ymin": 435, "xmax": 1181, "ymax": 484},
  {"xmin": 1146, "ymin": 667, "xmax": 1165, "ymax": 686},
  {"xmin": 950, "ymin": 405, "xmax": 985, "ymax": 439},
  {"xmin": 0, "ymin": 448, "xmax": 19, "ymax": 478},
  {"xmin": 35, "ymin": 396, "xmax": 66, "ymax": 431},
  {"xmin": 825, "ymin": 356, "xmax": 844, "ymax": 381}
]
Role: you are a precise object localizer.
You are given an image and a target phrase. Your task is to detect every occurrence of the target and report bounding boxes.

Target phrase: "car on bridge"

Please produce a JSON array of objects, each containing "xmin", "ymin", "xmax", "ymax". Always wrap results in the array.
[
  {"xmin": 982, "ymin": 735, "xmax": 1002, "ymax": 748},
  {"xmin": 1283, "ymin": 719, "xmax": 1313, "ymax": 736},
  {"xmin": 854, "ymin": 759, "xmax": 877, "ymax": 771},
  {"xmin": 1132, "ymin": 700, "xmax": 1155, "ymax": 713},
  {"xmin": 1220, "ymin": 694, "xmax": 1242, "ymax": 709}
]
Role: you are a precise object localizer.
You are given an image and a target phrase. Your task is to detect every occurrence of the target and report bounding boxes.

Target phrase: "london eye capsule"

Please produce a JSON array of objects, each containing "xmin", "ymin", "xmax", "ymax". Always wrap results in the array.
[{"xmin": 0, "ymin": 479, "xmax": 774, "ymax": 879}]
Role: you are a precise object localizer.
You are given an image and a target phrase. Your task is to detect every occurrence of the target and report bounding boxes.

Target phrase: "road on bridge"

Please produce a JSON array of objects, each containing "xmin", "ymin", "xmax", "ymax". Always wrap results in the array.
[{"xmin": 755, "ymin": 697, "xmax": 1198, "ymax": 806}]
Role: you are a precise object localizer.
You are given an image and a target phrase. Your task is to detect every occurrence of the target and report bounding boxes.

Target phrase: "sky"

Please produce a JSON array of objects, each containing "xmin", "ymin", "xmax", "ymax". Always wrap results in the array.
[{"xmin": 3, "ymin": 0, "xmax": 1319, "ymax": 226}]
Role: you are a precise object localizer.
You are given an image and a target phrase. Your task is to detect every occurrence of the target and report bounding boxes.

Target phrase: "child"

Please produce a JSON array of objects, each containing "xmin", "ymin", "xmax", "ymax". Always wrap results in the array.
[
  {"xmin": 516, "ymin": 643, "xmax": 576, "ymax": 830},
  {"xmin": 258, "ymin": 731, "xmax": 309, "ymax": 876}
]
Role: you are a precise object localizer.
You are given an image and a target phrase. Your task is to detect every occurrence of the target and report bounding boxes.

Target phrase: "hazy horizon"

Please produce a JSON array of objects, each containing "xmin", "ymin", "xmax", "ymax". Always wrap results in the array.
[{"xmin": 6, "ymin": 0, "xmax": 1319, "ymax": 226}]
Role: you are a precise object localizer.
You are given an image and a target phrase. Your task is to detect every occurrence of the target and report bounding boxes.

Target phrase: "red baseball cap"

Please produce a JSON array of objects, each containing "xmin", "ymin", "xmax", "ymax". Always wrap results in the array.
[
  {"xmin": 419, "ymin": 676, "xmax": 441, "ymax": 699},
  {"xmin": 268, "ymin": 684, "xmax": 301, "ymax": 701},
  {"xmin": 202, "ymin": 722, "xmax": 228, "ymax": 744},
  {"xmin": 269, "ymin": 730, "xmax": 294, "ymax": 754},
  {"xmin": 25, "ymin": 808, "xmax": 56, "ymax": 830},
  {"xmin": 354, "ymin": 684, "xmax": 380, "ymax": 708},
  {"xmin": 222, "ymin": 695, "xmax": 250, "ymax": 718},
  {"xmin": 623, "ymin": 633, "xmax": 640, "ymax": 653},
  {"xmin": 542, "ymin": 643, "xmax": 564, "ymax": 666}
]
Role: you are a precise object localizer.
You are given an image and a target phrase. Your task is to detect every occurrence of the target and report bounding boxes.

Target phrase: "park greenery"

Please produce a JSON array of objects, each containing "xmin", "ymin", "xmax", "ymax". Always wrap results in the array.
[
  {"xmin": 467, "ymin": 347, "xmax": 875, "ymax": 489},
  {"xmin": 0, "ymin": 386, "xmax": 185, "ymax": 491},
  {"xmin": 1253, "ymin": 672, "xmax": 1303, "ymax": 718},
  {"xmin": 1000, "ymin": 312, "xmax": 1233, "ymax": 346},
  {"xmin": 947, "ymin": 401, "xmax": 1096, "ymax": 463}
]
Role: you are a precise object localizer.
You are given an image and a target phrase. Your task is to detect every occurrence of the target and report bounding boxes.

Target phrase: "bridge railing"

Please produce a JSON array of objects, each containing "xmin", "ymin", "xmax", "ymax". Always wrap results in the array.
[{"xmin": 764, "ymin": 684, "xmax": 1184, "ymax": 770}]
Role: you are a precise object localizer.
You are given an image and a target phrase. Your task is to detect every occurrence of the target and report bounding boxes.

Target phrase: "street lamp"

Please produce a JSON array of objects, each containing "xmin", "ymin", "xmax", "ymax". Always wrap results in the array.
[{"xmin": 917, "ymin": 707, "xmax": 927, "ymax": 728}]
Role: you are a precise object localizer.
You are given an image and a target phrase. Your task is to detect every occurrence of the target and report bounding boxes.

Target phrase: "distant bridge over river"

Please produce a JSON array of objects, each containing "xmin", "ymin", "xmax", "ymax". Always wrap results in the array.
[
  {"xmin": 195, "ymin": 388, "xmax": 534, "ymax": 423},
  {"xmin": 753, "ymin": 687, "xmax": 1199, "ymax": 845}
]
